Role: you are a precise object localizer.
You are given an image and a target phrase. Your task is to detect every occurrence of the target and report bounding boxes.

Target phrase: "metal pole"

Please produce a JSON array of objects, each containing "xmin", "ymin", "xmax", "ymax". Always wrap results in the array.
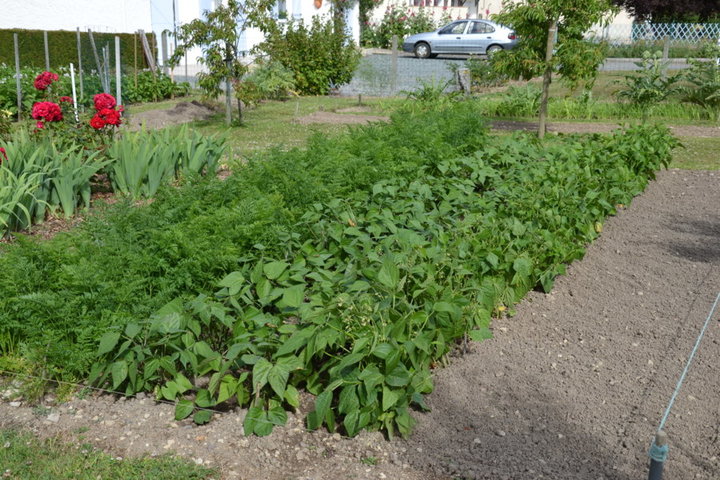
[
  {"xmin": 13, "ymin": 33, "xmax": 22, "ymax": 121},
  {"xmin": 43, "ymin": 31, "xmax": 50, "ymax": 70},
  {"xmin": 648, "ymin": 430, "xmax": 668, "ymax": 480},
  {"xmin": 76, "ymin": 28, "xmax": 84, "ymax": 100},
  {"xmin": 115, "ymin": 36, "xmax": 122, "ymax": 106},
  {"xmin": 70, "ymin": 63, "xmax": 79, "ymax": 123}
]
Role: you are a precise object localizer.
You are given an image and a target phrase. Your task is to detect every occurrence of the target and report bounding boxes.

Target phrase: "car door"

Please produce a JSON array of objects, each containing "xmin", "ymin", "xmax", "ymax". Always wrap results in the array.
[
  {"xmin": 434, "ymin": 21, "xmax": 470, "ymax": 54},
  {"xmin": 463, "ymin": 20, "xmax": 496, "ymax": 54}
]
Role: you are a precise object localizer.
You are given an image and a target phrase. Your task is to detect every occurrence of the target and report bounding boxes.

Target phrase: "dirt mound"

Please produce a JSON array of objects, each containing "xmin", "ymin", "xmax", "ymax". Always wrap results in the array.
[{"xmin": 127, "ymin": 101, "xmax": 216, "ymax": 130}]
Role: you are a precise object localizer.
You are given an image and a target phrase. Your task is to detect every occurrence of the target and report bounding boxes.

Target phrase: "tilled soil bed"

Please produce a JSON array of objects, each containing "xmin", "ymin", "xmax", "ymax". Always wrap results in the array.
[{"xmin": 1, "ymin": 169, "xmax": 719, "ymax": 480}]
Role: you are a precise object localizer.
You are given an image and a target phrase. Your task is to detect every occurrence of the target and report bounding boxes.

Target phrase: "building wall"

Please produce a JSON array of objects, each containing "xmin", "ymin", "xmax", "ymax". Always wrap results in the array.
[
  {"xmin": 370, "ymin": 0, "xmax": 633, "ymax": 29},
  {"xmin": 0, "ymin": 0, "xmax": 153, "ymax": 32}
]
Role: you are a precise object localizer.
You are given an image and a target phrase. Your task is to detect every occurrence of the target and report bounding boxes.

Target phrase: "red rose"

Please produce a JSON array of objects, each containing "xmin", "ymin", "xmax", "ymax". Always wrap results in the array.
[
  {"xmin": 98, "ymin": 108, "xmax": 122, "ymax": 126},
  {"xmin": 31, "ymin": 101, "xmax": 62, "ymax": 122},
  {"xmin": 33, "ymin": 71, "xmax": 59, "ymax": 91},
  {"xmin": 59, "ymin": 96, "xmax": 73, "ymax": 104},
  {"xmin": 36, "ymin": 121, "xmax": 45, "ymax": 129},
  {"xmin": 93, "ymin": 93, "xmax": 116, "ymax": 111},
  {"xmin": 0, "ymin": 147, "xmax": 6, "ymax": 165},
  {"xmin": 90, "ymin": 115, "xmax": 106, "ymax": 130}
]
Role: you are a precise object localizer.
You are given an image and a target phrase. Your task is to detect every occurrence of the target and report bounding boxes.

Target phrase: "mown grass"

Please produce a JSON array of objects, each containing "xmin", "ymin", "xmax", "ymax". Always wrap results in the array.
[
  {"xmin": 0, "ymin": 429, "xmax": 215, "ymax": 480},
  {"xmin": 193, "ymin": 95, "xmax": 401, "ymax": 157},
  {"xmin": 672, "ymin": 137, "xmax": 720, "ymax": 170}
]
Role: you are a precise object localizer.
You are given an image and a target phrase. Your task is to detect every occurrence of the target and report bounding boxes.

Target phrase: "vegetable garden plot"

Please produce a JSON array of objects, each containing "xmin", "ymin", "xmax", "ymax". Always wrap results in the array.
[{"xmin": 90, "ymin": 121, "xmax": 679, "ymax": 438}]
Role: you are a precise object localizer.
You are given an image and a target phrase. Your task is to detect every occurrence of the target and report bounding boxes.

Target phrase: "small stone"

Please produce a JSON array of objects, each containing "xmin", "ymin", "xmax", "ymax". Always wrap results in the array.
[
  {"xmin": 193, "ymin": 458, "xmax": 204, "ymax": 465},
  {"xmin": 473, "ymin": 438, "xmax": 482, "ymax": 444},
  {"xmin": 496, "ymin": 430, "xmax": 506, "ymax": 437},
  {"xmin": 8, "ymin": 402, "xmax": 21, "ymax": 408}
]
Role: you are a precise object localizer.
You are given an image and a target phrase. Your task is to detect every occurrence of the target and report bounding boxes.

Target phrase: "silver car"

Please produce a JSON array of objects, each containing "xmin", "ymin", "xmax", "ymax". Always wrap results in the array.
[{"xmin": 402, "ymin": 19, "xmax": 518, "ymax": 59}]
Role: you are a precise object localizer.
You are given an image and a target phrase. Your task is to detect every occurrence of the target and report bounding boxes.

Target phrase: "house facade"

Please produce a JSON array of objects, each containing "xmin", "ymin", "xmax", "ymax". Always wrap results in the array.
[{"xmin": 369, "ymin": 0, "xmax": 633, "ymax": 30}]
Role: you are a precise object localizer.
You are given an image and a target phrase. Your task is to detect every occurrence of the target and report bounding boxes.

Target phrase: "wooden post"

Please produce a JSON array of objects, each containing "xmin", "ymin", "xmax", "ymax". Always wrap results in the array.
[
  {"xmin": 102, "ymin": 44, "xmax": 110, "ymax": 94},
  {"xmin": 134, "ymin": 32, "xmax": 138, "ymax": 89},
  {"xmin": 538, "ymin": 18, "xmax": 557, "ymax": 139},
  {"xmin": 138, "ymin": 30, "xmax": 157, "ymax": 75},
  {"xmin": 391, "ymin": 35, "xmax": 398, "ymax": 94},
  {"xmin": 76, "ymin": 28, "xmax": 84, "ymax": 100},
  {"xmin": 115, "ymin": 36, "xmax": 122, "ymax": 106},
  {"xmin": 662, "ymin": 36, "xmax": 670, "ymax": 79},
  {"xmin": 43, "ymin": 31, "xmax": 50, "ymax": 70},
  {"xmin": 88, "ymin": 30, "xmax": 108, "ymax": 92},
  {"xmin": 13, "ymin": 33, "xmax": 22, "ymax": 121}
]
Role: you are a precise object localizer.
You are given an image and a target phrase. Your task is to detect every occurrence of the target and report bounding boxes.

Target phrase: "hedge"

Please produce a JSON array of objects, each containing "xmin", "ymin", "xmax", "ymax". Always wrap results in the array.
[{"xmin": 0, "ymin": 29, "xmax": 157, "ymax": 71}]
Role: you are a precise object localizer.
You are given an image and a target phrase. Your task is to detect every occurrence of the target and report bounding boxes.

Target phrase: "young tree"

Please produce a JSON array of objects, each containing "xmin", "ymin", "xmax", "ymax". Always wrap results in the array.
[
  {"xmin": 169, "ymin": 0, "xmax": 275, "ymax": 125},
  {"xmin": 493, "ymin": 0, "xmax": 617, "ymax": 138}
]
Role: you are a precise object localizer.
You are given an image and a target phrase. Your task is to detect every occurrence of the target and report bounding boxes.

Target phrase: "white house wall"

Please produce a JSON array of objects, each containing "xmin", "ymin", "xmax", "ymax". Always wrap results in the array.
[{"xmin": 0, "ymin": 0, "xmax": 153, "ymax": 32}]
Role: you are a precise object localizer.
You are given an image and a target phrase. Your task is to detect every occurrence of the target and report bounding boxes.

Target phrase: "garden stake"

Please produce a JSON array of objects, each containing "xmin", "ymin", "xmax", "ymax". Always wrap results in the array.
[
  {"xmin": 648, "ymin": 292, "xmax": 720, "ymax": 480},
  {"xmin": 70, "ymin": 63, "xmax": 79, "ymax": 123},
  {"xmin": 648, "ymin": 430, "xmax": 668, "ymax": 480}
]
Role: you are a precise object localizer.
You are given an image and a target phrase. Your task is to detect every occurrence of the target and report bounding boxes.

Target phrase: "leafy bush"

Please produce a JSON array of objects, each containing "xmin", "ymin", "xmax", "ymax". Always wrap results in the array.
[
  {"xmin": 91, "ymin": 121, "xmax": 678, "ymax": 438},
  {"xmin": 681, "ymin": 45, "xmax": 720, "ymax": 121},
  {"xmin": 0, "ymin": 29, "xmax": 154, "ymax": 70},
  {"xmin": 245, "ymin": 60, "xmax": 296, "ymax": 100},
  {"xmin": 256, "ymin": 16, "xmax": 361, "ymax": 95},
  {"xmin": 361, "ymin": 5, "xmax": 437, "ymax": 49},
  {"xmin": 614, "ymin": 51, "xmax": 681, "ymax": 121},
  {"xmin": 493, "ymin": 84, "xmax": 542, "ymax": 117},
  {"xmin": 123, "ymin": 72, "xmax": 191, "ymax": 104}
]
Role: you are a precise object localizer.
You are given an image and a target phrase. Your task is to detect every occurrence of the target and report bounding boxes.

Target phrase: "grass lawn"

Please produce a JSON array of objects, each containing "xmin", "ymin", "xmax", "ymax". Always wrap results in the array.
[
  {"xmin": 192, "ymin": 95, "xmax": 401, "ymax": 158},
  {"xmin": 0, "ymin": 429, "xmax": 216, "ymax": 480},
  {"xmin": 672, "ymin": 137, "xmax": 720, "ymax": 170}
]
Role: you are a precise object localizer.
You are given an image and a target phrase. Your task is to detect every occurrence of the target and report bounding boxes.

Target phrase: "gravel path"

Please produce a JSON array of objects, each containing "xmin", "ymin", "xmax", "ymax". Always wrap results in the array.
[{"xmin": 1, "ymin": 169, "xmax": 719, "ymax": 480}]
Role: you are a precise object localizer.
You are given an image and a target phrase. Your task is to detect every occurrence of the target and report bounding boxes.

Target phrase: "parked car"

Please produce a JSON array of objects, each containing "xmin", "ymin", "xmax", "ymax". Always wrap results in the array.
[{"xmin": 402, "ymin": 19, "xmax": 518, "ymax": 59}]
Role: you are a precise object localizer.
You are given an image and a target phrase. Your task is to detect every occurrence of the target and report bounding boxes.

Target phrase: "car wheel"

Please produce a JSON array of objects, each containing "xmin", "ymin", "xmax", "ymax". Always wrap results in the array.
[
  {"xmin": 414, "ymin": 42, "xmax": 431, "ymax": 59},
  {"xmin": 486, "ymin": 45, "xmax": 503, "ymax": 55}
]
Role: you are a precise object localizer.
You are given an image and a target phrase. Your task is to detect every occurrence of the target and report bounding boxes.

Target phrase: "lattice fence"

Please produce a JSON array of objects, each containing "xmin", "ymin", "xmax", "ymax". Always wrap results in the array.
[{"xmin": 588, "ymin": 23, "xmax": 720, "ymax": 45}]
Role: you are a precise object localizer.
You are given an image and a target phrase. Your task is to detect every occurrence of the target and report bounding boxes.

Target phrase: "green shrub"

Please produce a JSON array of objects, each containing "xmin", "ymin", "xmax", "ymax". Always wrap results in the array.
[
  {"xmin": 614, "ymin": 51, "xmax": 681, "ymax": 122},
  {"xmin": 123, "ymin": 72, "xmax": 191, "ymax": 104},
  {"xmin": 361, "ymin": 5, "xmax": 437, "ymax": 49},
  {"xmin": 256, "ymin": 16, "xmax": 361, "ymax": 95},
  {"xmin": 681, "ymin": 45, "xmax": 720, "ymax": 121},
  {"xmin": 0, "ymin": 29, "xmax": 155, "ymax": 70},
  {"xmin": 493, "ymin": 84, "xmax": 542, "ymax": 117},
  {"xmin": 245, "ymin": 60, "xmax": 296, "ymax": 100}
]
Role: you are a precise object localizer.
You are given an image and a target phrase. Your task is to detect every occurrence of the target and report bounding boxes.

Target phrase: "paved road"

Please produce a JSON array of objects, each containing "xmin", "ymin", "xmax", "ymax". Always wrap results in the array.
[{"xmin": 338, "ymin": 53, "xmax": 697, "ymax": 97}]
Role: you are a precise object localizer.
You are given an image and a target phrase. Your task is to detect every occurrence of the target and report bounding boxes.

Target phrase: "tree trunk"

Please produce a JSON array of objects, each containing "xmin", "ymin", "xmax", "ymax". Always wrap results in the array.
[
  {"xmin": 225, "ymin": 75, "xmax": 232, "ymax": 126},
  {"xmin": 236, "ymin": 95, "xmax": 243, "ymax": 124},
  {"xmin": 538, "ymin": 18, "xmax": 557, "ymax": 139}
]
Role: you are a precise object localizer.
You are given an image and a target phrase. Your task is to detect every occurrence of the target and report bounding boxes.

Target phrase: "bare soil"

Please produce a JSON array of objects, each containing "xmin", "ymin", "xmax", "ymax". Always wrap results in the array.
[
  {"xmin": 1, "ymin": 171, "xmax": 719, "ymax": 479},
  {"xmin": 295, "ymin": 111, "xmax": 390, "ymax": 125},
  {"xmin": 127, "ymin": 101, "xmax": 217, "ymax": 130},
  {"xmin": 492, "ymin": 120, "xmax": 720, "ymax": 137}
]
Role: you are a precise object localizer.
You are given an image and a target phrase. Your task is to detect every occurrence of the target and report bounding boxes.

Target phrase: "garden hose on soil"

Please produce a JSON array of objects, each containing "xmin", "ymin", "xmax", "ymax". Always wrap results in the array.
[{"xmin": 647, "ymin": 292, "xmax": 720, "ymax": 480}]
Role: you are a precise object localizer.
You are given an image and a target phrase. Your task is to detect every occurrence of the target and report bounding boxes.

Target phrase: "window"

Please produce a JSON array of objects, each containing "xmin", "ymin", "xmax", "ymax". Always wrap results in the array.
[
  {"xmin": 439, "ymin": 21, "xmax": 469, "ymax": 35},
  {"xmin": 470, "ymin": 21, "xmax": 495, "ymax": 34}
]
